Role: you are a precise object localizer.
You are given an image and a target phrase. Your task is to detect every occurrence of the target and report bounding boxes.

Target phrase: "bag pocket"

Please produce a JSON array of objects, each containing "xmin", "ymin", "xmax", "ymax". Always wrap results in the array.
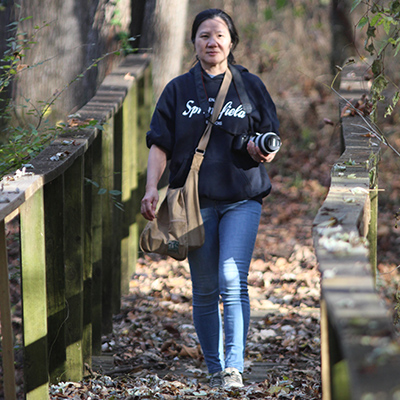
[{"xmin": 139, "ymin": 187, "xmax": 190, "ymax": 261}]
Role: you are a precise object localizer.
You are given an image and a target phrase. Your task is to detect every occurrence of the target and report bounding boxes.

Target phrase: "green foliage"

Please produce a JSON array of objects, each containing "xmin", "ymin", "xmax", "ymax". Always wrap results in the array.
[
  {"xmin": 109, "ymin": 0, "xmax": 137, "ymax": 55},
  {"xmin": 116, "ymin": 32, "xmax": 138, "ymax": 55},
  {"xmin": 385, "ymin": 90, "xmax": 400, "ymax": 117},
  {"xmin": 263, "ymin": 0, "xmax": 290, "ymax": 21},
  {"xmin": 0, "ymin": 16, "xmax": 56, "ymax": 176},
  {"xmin": 0, "ymin": 122, "xmax": 59, "ymax": 177},
  {"xmin": 0, "ymin": 16, "xmax": 46, "ymax": 95},
  {"xmin": 264, "ymin": 7, "xmax": 274, "ymax": 21},
  {"xmin": 262, "ymin": 0, "xmax": 310, "ymax": 20},
  {"xmin": 276, "ymin": 0, "xmax": 288, "ymax": 9},
  {"xmin": 85, "ymin": 178, "xmax": 124, "ymax": 211},
  {"xmin": 353, "ymin": 0, "xmax": 400, "ymax": 118}
]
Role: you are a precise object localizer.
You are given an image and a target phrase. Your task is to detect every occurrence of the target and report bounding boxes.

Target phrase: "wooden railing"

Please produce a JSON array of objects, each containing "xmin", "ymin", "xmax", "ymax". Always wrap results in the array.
[
  {"xmin": 0, "ymin": 54, "xmax": 152, "ymax": 400},
  {"xmin": 313, "ymin": 63, "xmax": 400, "ymax": 400}
]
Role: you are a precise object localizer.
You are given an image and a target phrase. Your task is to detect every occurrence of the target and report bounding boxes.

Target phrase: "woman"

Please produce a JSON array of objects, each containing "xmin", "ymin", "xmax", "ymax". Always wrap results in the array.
[{"xmin": 141, "ymin": 8, "xmax": 280, "ymax": 389}]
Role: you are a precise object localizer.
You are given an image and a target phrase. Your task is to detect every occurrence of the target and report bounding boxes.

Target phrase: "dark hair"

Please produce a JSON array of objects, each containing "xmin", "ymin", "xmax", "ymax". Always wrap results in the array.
[{"xmin": 191, "ymin": 8, "xmax": 239, "ymax": 64}]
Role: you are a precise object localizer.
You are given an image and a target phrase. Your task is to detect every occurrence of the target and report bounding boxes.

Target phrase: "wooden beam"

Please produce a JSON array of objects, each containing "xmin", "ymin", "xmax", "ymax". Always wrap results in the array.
[
  {"xmin": 101, "ymin": 118, "xmax": 115, "ymax": 334},
  {"xmin": 321, "ymin": 300, "xmax": 332, "ymax": 400},
  {"xmin": 120, "ymin": 82, "xmax": 137, "ymax": 295},
  {"xmin": 20, "ymin": 188, "xmax": 49, "ymax": 399},
  {"xmin": 91, "ymin": 135, "xmax": 103, "ymax": 356},
  {"xmin": 44, "ymin": 176, "xmax": 67, "ymax": 383},
  {"xmin": 64, "ymin": 156, "xmax": 84, "ymax": 381},
  {"xmin": 0, "ymin": 219, "xmax": 17, "ymax": 400},
  {"xmin": 83, "ymin": 145, "xmax": 93, "ymax": 368},
  {"xmin": 112, "ymin": 110, "xmax": 123, "ymax": 315},
  {"xmin": 368, "ymin": 186, "xmax": 378, "ymax": 282}
]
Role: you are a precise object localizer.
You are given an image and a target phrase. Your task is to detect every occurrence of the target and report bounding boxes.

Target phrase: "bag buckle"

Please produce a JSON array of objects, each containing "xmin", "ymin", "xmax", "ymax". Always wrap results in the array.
[{"xmin": 195, "ymin": 148, "xmax": 205, "ymax": 155}]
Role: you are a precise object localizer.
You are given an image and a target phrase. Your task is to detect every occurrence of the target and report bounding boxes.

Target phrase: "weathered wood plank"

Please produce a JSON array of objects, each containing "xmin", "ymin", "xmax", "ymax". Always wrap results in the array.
[
  {"xmin": 367, "ymin": 187, "xmax": 378, "ymax": 280},
  {"xmin": 112, "ymin": 110, "xmax": 123, "ymax": 314},
  {"xmin": 121, "ymin": 82, "xmax": 138, "ymax": 295},
  {"xmin": 83, "ymin": 144, "xmax": 93, "ymax": 368},
  {"xmin": 20, "ymin": 188, "xmax": 49, "ymax": 399},
  {"xmin": 135, "ymin": 66, "xmax": 153, "ymax": 243},
  {"xmin": 0, "ymin": 220, "xmax": 17, "ymax": 400},
  {"xmin": 320, "ymin": 300, "xmax": 332, "ymax": 400},
  {"xmin": 90, "ymin": 134, "xmax": 103, "ymax": 356},
  {"xmin": 324, "ymin": 289, "xmax": 399, "ymax": 400},
  {"xmin": 63, "ymin": 156, "xmax": 84, "ymax": 381},
  {"xmin": 101, "ymin": 118, "xmax": 115, "ymax": 334},
  {"xmin": 0, "ymin": 174, "xmax": 43, "ymax": 222},
  {"xmin": 44, "ymin": 176, "xmax": 67, "ymax": 383}
]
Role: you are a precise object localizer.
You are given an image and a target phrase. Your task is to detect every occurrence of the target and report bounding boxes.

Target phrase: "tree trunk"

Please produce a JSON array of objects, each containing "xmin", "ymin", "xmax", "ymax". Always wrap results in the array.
[
  {"xmin": 331, "ymin": 0, "xmax": 356, "ymax": 76},
  {"xmin": 0, "ymin": 1, "xmax": 15, "ymax": 134},
  {"xmin": 141, "ymin": 0, "xmax": 188, "ymax": 101},
  {"xmin": 130, "ymin": 0, "xmax": 148, "ymax": 48}
]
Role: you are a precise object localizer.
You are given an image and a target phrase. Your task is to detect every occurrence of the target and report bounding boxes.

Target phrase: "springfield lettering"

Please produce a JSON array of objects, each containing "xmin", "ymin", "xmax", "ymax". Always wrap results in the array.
[
  {"xmin": 219, "ymin": 102, "xmax": 246, "ymax": 119},
  {"xmin": 182, "ymin": 100, "xmax": 202, "ymax": 118},
  {"xmin": 182, "ymin": 100, "xmax": 246, "ymax": 119}
]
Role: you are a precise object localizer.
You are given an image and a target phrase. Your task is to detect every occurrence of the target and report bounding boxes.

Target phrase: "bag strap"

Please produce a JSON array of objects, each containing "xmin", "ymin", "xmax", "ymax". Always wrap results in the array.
[
  {"xmin": 194, "ymin": 63, "xmax": 211, "ymax": 121},
  {"xmin": 230, "ymin": 65, "xmax": 252, "ymax": 114},
  {"xmin": 196, "ymin": 67, "xmax": 232, "ymax": 154}
]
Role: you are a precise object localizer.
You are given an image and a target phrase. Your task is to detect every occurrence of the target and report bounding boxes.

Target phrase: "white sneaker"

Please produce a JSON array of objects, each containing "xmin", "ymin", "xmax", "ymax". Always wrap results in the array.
[{"xmin": 222, "ymin": 367, "xmax": 244, "ymax": 388}]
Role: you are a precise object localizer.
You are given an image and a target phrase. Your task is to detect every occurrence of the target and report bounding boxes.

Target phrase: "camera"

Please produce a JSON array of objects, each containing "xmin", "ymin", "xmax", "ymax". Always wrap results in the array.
[{"xmin": 233, "ymin": 132, "xmax": 281, "ymax": 155}]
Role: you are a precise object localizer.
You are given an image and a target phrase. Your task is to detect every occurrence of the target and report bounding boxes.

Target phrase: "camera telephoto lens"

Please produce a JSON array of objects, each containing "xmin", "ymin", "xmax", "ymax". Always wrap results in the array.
[{"xmin": 254, "ymin": 132, "xmax": 281, "ymax": 155}]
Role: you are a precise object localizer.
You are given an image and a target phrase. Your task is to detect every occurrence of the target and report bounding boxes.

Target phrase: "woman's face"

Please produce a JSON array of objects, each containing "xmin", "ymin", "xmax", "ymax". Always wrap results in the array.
[{"xmin": 194, "ymin": 17, "xmax": 232, "ymax": 74}]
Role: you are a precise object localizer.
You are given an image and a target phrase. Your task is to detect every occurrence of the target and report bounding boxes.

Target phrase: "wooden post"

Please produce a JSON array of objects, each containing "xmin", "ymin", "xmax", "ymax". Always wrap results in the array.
[
  {"xmin": 136, "ymin": 68, "xmax": 153, "ymax": 243},
  {"xmin": 83, "ymin": 146, "xmax": 93, "ymax": 368},
  {"xmin": 101, "ymin": 118, "xmax": 115, "ymax": 334},
  {"xmin": 20, "ymin": 188, "xmax": 49, "ymax": 399},
  {"xmin": 64, "ymin": 156, "xmax": 84, "ymax": 381},
  {"xmin": 44, "ymin": 176, "xmax": 67, "ymax": 383},
  {"xmin": 321, "ymin": 296, "xmax": 351, "ymax": 400},
  {"xmin": 0, "ymin": 219, "xmax": 17, "ymax": 400},
  {"xmin": 332, "ymin": 360, "xmax": 351, "ymax": 400},
  {"xmin": 91, "ymin": 135, "xmax": 103, "ymax": 355},
  {"xmin": 368, "ymin": 186, "xmax": 378, "ymax": 283},
  {"xmin": 120, "ymin": 82, "xmax": 138, "ymax": 295},
  {"xmin": 112, "ymin": 110, "xmax": 123, "ymax": 315},
  {"xmin": 320, "ymin": 300, "xmax": 332, "ymax": 400}
]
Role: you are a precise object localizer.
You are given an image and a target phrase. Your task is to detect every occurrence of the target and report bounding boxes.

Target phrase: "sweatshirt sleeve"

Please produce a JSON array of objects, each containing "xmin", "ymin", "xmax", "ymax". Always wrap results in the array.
[{"xmin": 146, "ymin": 82, "xmax": 177, "ymax": 159}]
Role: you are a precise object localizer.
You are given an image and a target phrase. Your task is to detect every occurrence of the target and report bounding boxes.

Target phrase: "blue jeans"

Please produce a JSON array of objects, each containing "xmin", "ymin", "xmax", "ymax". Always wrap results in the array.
[{"xmin": 188, "ymin": 199, "xmax": 261, "ymax": 374}]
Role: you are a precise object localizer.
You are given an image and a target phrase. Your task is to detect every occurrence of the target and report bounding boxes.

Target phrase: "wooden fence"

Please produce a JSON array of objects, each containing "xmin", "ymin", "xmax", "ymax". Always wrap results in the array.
[
  {"xmin": 0, "ymin": 54, "xmax": 152, "ymax": 400},
  {"xmin": 313, "ymin": 63, "xmax": 400, "ymax": 400}
]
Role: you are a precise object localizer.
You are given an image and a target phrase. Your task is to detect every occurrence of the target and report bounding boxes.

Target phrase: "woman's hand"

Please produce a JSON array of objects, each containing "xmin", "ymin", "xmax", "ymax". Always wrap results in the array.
[
  {"xmin": 247, "ymin": 140, "xmax": 276, "ymax": 163},
  {"xmin": 140, "ymin": 145, "xmax": 168, "ymax": 221},
  {"xmin": 141, "ymin": 186, "xmax": 159, "ymax": 221}
]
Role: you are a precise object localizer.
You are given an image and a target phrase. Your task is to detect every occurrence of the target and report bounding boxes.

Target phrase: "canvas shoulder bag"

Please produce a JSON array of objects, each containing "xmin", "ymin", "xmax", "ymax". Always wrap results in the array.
[{"xmin": 140, "ymin": 67, "xmax": 232, "ymax": 260}]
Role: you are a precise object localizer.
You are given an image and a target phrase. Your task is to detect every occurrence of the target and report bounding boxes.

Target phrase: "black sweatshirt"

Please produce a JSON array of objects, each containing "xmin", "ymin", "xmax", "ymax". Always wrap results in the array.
[{"xmin": 146, "ymin": 63, "xmax": 280, "ymax": 203}]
